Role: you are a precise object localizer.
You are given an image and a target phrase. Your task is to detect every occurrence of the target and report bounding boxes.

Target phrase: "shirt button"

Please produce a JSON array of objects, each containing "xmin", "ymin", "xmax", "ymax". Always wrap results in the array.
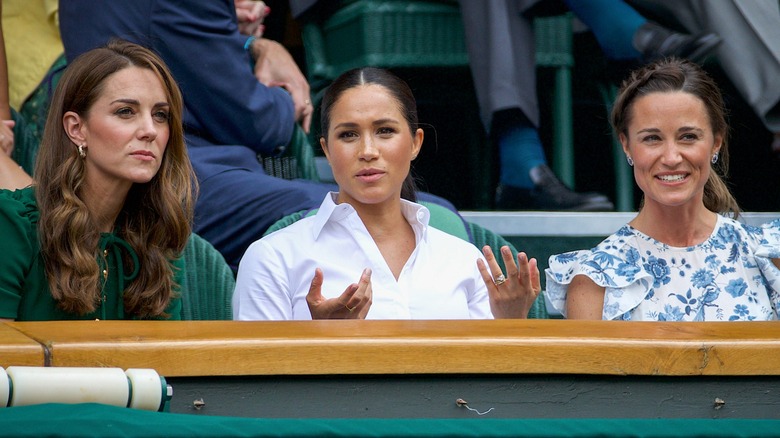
[{"xmin": 103, "ymin": 269, "xmax": 108, "ymax": 280}]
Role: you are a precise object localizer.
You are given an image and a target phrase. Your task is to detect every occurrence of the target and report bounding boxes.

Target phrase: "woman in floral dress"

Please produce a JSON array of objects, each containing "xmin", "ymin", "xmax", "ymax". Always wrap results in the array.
[{"xmin": 546, "ymin": 58, "xmax": 780, "ymax": 321}]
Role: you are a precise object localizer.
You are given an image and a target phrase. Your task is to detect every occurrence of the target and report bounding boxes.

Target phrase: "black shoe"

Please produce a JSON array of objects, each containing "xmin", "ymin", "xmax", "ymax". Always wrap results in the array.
[
  {"xmin": 495, "ymin": 165, "xmax": 615, "ymax": 211},
  {"xmin": 633, "ymin": 22, "xmax": 721, "ymax": 64}
]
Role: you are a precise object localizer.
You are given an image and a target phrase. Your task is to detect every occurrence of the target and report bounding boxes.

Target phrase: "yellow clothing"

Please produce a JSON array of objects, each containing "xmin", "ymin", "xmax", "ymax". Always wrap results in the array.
[{"xmin": 2, "ymin": 0, "xmax": 62, "ymax": 108}]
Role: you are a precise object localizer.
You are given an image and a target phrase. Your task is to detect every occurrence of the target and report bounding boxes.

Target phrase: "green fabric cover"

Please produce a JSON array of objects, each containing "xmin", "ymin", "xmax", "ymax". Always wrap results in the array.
[
  {"xmin": 260, "ymin": 124, "xmax": 321, "ymax": 181},
  {"xmin": 179, "ymin": 233, "xmax": 235, "ymax": 320},
  {"xmin": 0, "ymin": 403, "xmax": 778, "ymax": 437}
]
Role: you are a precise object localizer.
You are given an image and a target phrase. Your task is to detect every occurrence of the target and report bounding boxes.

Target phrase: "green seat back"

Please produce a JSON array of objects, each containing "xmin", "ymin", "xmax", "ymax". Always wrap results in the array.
[{"xmin": 179, "ymin": 233, "xmax": 235, "ymax": 320}]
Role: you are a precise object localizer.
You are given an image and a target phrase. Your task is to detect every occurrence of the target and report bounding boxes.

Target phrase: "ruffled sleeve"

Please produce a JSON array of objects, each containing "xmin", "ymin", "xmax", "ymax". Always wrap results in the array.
[
  {"xmin": 754, "ymin": 219, "xmax": 780, "ymax": 304},
  {"xmin": 0, "ymin": 187, "xmax": 40, "ymax": 319},
  {"xmin": 544, "ymin": 226, "xmax": 654, "ymax": 320}
]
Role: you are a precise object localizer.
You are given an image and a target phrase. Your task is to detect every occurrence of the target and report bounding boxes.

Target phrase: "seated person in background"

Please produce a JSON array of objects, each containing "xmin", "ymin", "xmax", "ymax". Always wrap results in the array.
[
  {"xmin": 233, "ymin": 67, "xmax": 540, "ymax": 320},
  {"xmin": 0, "ymin": 40, "xmax": 195, "ymax": 321},
  {"xmin": 546, "ymin": 58, "xmax": 780, "ymax": 321},
  {"xmin": 0, "ymin": 0, "xmax": 31, "ymax": 190}
]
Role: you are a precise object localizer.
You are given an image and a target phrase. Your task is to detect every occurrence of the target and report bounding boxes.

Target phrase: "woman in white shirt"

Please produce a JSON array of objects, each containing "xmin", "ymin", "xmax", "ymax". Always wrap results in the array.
[{"xmin": 233, "ymin": 67, "xmax": 540, "ymax": 320}]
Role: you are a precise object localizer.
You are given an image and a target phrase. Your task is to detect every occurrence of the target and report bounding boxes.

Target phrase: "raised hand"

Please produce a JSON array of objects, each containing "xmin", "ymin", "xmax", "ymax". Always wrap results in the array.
[
  {"xmin": 306, "ymin": 268, "xmax": 373, "ymax": 319},
  {"xmin": 477, "ymin": 245, "xmax": 541, "ymax": 319}
]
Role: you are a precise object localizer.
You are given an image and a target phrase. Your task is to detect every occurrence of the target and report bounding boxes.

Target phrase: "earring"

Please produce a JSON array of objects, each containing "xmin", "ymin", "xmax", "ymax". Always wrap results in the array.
[
  {"xmin": 77, "ymin": 144, "xmax": 86, "ymax": 158},
  {"xmin": 626, "ymin": 156, "xmax": 634, "ymax": 167},
  {"xmin": 711, "ymin": 153, "xmax": 719, "ymax": 164}
]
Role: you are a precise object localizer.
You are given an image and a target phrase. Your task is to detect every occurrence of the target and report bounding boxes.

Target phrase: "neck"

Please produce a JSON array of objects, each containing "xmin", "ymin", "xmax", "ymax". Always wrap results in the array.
[
  {"xmin": 630, "ymin": 202, "xmax": 717, "ymax": 247},
  {"xmin": 352, "ymin": 198, "xmax": 409, "ymax": 241},
  {"xmin": 81, "ymin": 180, "xmax": 131, "ymax": 234}
]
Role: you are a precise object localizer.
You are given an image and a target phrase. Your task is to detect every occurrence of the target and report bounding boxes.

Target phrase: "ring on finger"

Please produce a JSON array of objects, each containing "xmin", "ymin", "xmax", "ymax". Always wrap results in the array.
[
  {"xmin": 494, "ymin": 274, "xmax": 506, "ymax": 286},
  {"xmin": 304, "ymin": 99, "xmax": 311, "ymax": 106},
  {"xmin": 345, "ymin": 304, "xmax": 356, "ymax": 313}
]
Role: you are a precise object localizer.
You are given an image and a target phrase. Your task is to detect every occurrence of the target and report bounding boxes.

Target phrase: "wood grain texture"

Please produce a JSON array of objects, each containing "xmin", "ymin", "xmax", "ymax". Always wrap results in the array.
[
  {"xmin": 0, "ymin": 323, "xmax": 46, "ymax": 367},
  {"xmin": 7, "ymin": 320, "xmax": 780, "ymax": 377}
]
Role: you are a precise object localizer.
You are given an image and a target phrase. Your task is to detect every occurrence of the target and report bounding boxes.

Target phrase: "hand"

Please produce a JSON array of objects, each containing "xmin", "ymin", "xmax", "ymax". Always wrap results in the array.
[
  {"xmin": 236, "ymin": 0, "xmax": 269, "ymax": 37},
  {"xmin": 477, "ymin": 245, "xmax": 541, "ymax": 319},
  {"xmin": 251, "ymin": 38, "xmax": 313, "ymax": 133},
  {"xmin": 0, "ymin": 120, "xmax": 15, "ymax": 157},
  {"xmin": 306, "ymin": 268, "xmax": 373, "ymax": 319}
]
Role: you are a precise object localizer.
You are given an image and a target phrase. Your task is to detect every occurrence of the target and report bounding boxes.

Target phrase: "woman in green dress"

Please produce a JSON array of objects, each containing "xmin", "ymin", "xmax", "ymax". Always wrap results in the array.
[{"xmin": 0, "ymin": 39, "xmax": 195, "ymax": 321}]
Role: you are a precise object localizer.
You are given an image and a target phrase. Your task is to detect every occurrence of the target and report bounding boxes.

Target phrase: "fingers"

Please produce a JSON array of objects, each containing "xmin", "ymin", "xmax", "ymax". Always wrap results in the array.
[
  {"xmin": 481, "ymin": 245, "xmax": 504, "ymax": 283},
  {"xmin": 515, "ymin": 252, "xmax": 540, "ymax": 294},
  {"xmin": 305, "ymin": 268, "xmax": 326, "ymax": 307},
  {"xmin": 527, "ymin": 256, "xmax": 541, "ymax": 296},
  {"xmin": 301, "ymin": 111, "xmax": 312, "ymax": 134},
  {"xmin": 306, "ymin": 268, "xmax": 372, "ymax": 319},
  {"xmin": 0, "ymin": 123, "xmax": 15, "ymax": 157},
  {"xmin": 343, "ymin": 268, "xmax": 372, "ymax": 318}
]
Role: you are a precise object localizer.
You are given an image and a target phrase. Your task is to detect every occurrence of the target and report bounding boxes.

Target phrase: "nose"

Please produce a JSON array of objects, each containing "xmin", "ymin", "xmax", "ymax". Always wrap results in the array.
[
  {"xmin": 357, "ymin": 135, "xmax": 379, "ymax": 161},
  {"xmin": 660, "ymin": 141, "xmax": 683, "ymax": 166},
  {"xmin": 137, "ymin": 114, "xmax": 158, "ymax": 142}
]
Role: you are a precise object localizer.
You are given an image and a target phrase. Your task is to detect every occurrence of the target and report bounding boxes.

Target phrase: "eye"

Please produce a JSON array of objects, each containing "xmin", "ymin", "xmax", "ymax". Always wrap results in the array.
[
  {"xmin": 153, "ymin": 110, "xmax": 170, "ymax": 123},
  {"xmin": 377, "ymin": 127, "xmax": 396, "ymax": 136},
  {"xmin": 337, "ymin": 130, "xmax": 358, "ymax": 140},
  {"xmin": 115, "ymin": 107, "xmax": 134, "ymax": 117},
  {"xmin": 640, "ymin": 134, "xmax": 661, "ymax": 143},
  {"xmin": 680, "ymin": 132, "xmax": 699, "ymax": 142}
]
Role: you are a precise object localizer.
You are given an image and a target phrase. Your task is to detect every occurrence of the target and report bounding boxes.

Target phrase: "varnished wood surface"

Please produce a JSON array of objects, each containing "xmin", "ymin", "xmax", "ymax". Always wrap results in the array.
[
  {"xmin": 0, "ymin": 323, "xmax": 45, "ymax": 367},
  {"xmin": 6, "ymin": 320, "xmax": 780, "ymax": 377}
]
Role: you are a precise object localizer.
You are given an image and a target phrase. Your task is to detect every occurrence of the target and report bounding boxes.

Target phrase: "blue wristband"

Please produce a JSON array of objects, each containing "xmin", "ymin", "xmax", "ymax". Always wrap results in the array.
[{"xmin": 244, "ymin": 36, "xmax": 257, "ymax": 51}]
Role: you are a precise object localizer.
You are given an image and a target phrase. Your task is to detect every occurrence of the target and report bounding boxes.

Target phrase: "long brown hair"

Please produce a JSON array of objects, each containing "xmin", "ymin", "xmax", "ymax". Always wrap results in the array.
[
  {"xmin": 611, "ymin": 58, "xmax": 739, "ymax": 218},
  {"xmin": 35, "ymin": 39, "xmax": 195, "ymax": 317}
]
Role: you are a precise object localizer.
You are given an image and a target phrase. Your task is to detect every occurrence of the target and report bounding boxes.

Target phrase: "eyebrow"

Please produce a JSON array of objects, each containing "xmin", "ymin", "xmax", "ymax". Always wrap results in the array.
[
  {"xmin": 111, "ymin": 98, "xmax": 170, "ymax": 108},
  {"xmin": 635, "ymin": 126, "xmax": 704, "ymax": 135},
  {"xmin": 333, "ymin": 118, "xmax": 400, "ymax": 130}
]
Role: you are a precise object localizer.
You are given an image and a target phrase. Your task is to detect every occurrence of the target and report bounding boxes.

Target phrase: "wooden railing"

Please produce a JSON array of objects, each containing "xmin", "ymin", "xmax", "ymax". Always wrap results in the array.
[{"xmin": 5, "ymin": 320, "xmax": 780, "ymax": 377}]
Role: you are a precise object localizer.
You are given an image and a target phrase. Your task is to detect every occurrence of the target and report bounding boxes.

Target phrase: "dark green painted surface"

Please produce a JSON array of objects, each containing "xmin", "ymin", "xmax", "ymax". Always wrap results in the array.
[{"xmin": 168, "ymin": 374, "xmax": 780, "ymax": 419}]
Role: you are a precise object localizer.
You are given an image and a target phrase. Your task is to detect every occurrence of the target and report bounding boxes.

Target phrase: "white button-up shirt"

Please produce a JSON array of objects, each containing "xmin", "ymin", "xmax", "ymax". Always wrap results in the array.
[{"xmin": 233, "ymin": 193, "xmax": 492, "ymax": 320}]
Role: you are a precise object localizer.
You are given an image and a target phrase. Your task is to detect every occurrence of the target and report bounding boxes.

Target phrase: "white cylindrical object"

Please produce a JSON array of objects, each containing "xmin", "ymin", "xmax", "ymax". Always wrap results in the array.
[
  {"xmin": 0, "ymin": 367, "xmax": 9, "ymax": 408},
  {"xmin": 125, "ymin": 368, "xmax": 163, "ymax": 411},
  {"xmin": 5, "ymin": 366, "xmax": 129, "ymax": 407}
]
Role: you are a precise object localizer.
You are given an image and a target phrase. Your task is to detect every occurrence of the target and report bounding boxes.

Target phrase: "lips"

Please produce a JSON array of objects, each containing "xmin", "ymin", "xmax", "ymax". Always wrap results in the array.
[
  {"xmin": 130, "ymin": 150, "xmax": 156, "ymax": 161},
  {"xmin": 355, "ymin": 168, "xmax": 385, "ymax": 182}
]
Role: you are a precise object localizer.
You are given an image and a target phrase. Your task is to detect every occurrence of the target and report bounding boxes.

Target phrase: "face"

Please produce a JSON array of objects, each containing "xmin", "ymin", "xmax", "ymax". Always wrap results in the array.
[
  {"xmin": 620, "ymin": 91, "xmax": 721, "ymax": 211},
  {"xmin": 65, "ymin": 66, "xmax": 171, "ymax": 193},
  {"xmin": 321, "ymin": 84, "xmax": 422, "ymax": 209}
]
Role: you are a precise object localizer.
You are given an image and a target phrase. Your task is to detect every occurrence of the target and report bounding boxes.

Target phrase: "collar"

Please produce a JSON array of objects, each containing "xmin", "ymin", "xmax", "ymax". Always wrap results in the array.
[{"xmin": 310, "ymin": 192, "xmax": 431, "ymax": 243}]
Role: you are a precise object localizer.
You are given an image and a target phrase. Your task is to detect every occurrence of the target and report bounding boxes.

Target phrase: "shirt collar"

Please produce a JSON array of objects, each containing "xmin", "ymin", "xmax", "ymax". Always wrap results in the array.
[{"xmin": 310, "ymin": 192, "xmax": 431, "ymax": 242}]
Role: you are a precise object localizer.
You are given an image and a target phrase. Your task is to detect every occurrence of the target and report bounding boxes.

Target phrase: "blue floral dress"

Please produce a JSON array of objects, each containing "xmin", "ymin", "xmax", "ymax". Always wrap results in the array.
[{"xmin": 545, "ymin": 216, "xmax": 780, "ymax": 321}]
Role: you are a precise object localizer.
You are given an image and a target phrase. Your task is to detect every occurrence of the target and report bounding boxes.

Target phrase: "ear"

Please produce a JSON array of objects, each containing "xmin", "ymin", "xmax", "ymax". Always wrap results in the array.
[
  {"xmin": 712, "ymin": 134, "xmax": 723, "ymax": 156},
  {"xmin": 319, "ymin": 136, "xmax": 330, "ymax": 162},
  {"xmin": 619, "ymin": 133, "xmax": 630, "ymax": 158},
  {"xmin": 63, "ymin": 111, "xmax": 86, "ymax": 146},
  {"xmin": 410, "ymin": 127, "xmax": 423, "ymax": 160}
]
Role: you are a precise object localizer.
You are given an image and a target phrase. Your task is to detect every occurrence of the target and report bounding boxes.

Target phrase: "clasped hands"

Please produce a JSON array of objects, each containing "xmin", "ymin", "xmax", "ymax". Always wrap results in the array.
[{"xmin": 305, "ymin": 245, "xmax": 540, "ymax": 319}]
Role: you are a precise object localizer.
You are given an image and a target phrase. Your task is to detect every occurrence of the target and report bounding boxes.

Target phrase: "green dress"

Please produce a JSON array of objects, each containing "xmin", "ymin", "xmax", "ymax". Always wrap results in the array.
[{"xmin": 0, "ymin": 186, "xmax": 182, "ymax": 321}]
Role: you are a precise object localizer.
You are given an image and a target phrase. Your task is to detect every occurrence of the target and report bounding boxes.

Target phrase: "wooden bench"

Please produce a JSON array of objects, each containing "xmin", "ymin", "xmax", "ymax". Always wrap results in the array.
[{"xmin": 5, "ymin": 320, "xmax": 780, "ymax": 419}]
